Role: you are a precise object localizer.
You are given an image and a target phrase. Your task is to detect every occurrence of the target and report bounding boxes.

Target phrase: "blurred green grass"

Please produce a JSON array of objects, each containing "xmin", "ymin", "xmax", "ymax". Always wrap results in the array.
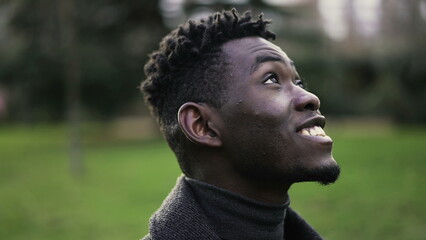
[{"xmin": 0, "ymin": 122, "xmax": 425, "ymax": 240}]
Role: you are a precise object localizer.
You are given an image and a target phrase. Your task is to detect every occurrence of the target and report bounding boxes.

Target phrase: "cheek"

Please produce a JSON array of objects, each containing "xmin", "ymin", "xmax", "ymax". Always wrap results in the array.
[
  {"xmin": 223, "ymin": 106, "xmax": 293, "ymax": 151},
  {"xmin": 220, "ymin": 89, "xmax": 292, "ymax": 136},
  {"xmin": 249, "ymin": 98, "xmax": 291, "ymax": 127},
  {"xmin": 223, "ymin": 102, "xmax": 290, "ymax": 137}
]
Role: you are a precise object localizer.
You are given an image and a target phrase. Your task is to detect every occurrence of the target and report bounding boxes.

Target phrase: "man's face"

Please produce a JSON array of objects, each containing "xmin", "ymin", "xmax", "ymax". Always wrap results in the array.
[{"xmin": 217, "ymin": 37, "xmax": 340, "ymax": 185}]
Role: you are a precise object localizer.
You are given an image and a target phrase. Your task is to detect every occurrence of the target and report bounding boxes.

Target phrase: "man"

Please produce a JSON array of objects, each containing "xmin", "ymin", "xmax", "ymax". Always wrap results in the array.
[{"xmin": 141, "ymin": 9, "xmax": 340, "ymax": 240}]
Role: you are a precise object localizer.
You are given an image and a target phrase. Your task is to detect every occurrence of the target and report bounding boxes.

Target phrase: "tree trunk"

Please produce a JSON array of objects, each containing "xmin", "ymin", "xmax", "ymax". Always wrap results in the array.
[{"xmin": 58, "ymin": 0, "xmax": 83, "ymax": 177}]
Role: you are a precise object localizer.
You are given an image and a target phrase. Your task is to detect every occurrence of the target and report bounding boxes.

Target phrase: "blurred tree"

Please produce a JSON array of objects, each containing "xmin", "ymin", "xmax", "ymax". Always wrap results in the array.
[
  {"xmin": 0, "ymin": 0, "xmax": 166, "ymax": 122},
  {"xmin": 379, "ymin": 0, "xmax": 426, "ymax": 122},
  {"xmin": 0, "ymin": 0, "xmax": 425, "ymax": 123},
  {"xmin": 58, "ymin": 0, "xmax": 83, "ymax": 175}
]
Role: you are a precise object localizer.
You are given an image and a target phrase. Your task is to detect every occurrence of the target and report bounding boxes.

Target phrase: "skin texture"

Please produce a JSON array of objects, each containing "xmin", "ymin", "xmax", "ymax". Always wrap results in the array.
[{"xmin": 178, "ymin": 37, "xmax": 340, "ymax": 204}]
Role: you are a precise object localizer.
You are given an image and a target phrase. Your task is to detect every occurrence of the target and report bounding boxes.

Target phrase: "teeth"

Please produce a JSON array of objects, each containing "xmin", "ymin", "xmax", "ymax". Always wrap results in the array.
[
  {"xmin": 299, "ymin": 126, "xmax": 327, "ymax": 137},
  {"xmin": 315, "ymin": 126, "xmax": 326, "ymax": 136}
]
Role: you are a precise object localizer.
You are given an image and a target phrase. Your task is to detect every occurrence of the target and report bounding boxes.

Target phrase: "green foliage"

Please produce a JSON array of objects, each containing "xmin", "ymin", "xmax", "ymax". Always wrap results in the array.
[
  {"xmin": 0, "ymin": 0, "xmax": 425, "ymax": 122},
  {"xmin": 0, "ymin": 0, "xmax": 167, "ymax": 121},
  {"xmin": 0, "ymin": 123, "xmax": 425, "ymax": 239}
]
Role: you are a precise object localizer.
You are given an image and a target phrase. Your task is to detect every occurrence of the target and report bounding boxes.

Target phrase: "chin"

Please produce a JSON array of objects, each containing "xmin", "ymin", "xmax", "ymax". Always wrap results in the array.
[
  {"xmin": 290, "ymin": 158, "xmax": 341, "ymax": 185},
  {"xmin": 316, "ymin": 163, "xmax": 341, "ymax": 185}
]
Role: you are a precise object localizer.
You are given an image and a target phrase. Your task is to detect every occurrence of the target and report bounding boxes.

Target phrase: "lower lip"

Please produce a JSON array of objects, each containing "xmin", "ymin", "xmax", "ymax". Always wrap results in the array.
[{"xmin": 296, "ymin": 133, "xmax": 333, "ymax": 145}]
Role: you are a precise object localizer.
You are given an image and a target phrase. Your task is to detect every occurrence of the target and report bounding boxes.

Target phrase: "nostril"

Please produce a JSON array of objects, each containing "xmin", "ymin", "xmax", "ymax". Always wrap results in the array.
[
  {"xmin": 293, "ymin": 91, "xmax": 321, "ymax": 111},
  {"xmin": 304, "ymin": 103, "xmax": 317, "ymax": 111}
]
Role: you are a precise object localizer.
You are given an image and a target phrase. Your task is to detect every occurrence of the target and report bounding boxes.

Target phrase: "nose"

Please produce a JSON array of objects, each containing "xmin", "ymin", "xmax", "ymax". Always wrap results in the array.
[{"xmin": 293, "ymin": 89, "xmax": 320, "ymax": 112}]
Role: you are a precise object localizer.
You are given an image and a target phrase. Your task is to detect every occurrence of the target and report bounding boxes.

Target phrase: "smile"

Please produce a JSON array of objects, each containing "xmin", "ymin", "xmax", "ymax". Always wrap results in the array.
[
  {"xmin": 296, "ymin": 116, "xmax": 333, "ymax": 144},
  {"xmin": 297, "ymin": 126, "xmax": 332, "ymax": 143},
  {"xmin": 299, "ymin": 126, "xmax": 326, "ymax": 137}
]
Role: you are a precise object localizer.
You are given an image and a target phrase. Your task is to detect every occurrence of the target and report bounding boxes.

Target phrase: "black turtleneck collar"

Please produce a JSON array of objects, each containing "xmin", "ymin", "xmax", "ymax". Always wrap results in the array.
[{"xmin": 185, "ymin": 177, "xmax": 290, "ymax": 240}]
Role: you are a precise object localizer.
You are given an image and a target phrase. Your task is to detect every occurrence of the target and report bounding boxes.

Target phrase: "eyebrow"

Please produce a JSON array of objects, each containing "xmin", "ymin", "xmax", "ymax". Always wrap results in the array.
[{"xmin": 250, "ymin": 55, "xmax": 294, "ymax": 74}]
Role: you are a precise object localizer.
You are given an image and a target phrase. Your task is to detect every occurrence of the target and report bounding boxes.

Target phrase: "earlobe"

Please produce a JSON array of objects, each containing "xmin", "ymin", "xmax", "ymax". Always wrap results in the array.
[{"xmin": 178, "ymin": 102, "xmax": 222, "ymax": 147}]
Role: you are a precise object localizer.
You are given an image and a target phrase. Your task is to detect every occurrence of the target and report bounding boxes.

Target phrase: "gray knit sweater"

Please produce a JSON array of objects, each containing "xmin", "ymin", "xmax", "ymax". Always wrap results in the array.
[{"xmin": 141, "ymin": 176, "xmax": 323, "ymax": 240}]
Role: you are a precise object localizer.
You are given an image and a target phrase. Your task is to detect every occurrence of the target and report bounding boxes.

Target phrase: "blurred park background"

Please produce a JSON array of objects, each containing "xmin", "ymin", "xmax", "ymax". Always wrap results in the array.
[{"xmin": 0, "ymin": 0, "xmax": 425, "ymax": 239}]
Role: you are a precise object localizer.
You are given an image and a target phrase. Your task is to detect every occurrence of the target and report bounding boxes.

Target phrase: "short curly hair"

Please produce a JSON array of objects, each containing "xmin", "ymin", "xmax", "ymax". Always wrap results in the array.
[{"xmin": 141, "ymin": 9, "xmax": 275, "ymax": 175}]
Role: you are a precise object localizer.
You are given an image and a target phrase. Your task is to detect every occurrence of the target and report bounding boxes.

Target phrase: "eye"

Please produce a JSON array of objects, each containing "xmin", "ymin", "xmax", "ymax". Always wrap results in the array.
[
  {"xmin": 295, "ymin": 79, "xmax": 306, "ymax": 89},
  {"xmin": 263, "ymin": 74, "xmax": 279, "ymax": 84}
]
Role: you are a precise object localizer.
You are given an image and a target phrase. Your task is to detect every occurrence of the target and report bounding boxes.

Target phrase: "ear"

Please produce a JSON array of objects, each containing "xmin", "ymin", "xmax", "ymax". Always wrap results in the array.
[{"xmin": 178, "ymin": 102, "xmax": 222, "ymax": 147}]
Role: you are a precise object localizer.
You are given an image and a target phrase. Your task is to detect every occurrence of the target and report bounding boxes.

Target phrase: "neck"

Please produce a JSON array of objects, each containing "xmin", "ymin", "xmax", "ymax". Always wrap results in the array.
[
  {"xmin": 185, "ymin": 177, "xmax": 290, "ymax": 240},
  {"xmin": 191, "ymin": 167, "xmax": 291, "ymax": 204}
]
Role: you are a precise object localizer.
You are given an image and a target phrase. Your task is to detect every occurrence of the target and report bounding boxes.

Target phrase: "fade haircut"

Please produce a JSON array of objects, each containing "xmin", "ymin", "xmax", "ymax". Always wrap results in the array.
[{"xmin": 141, "ymin": 9, "xmax": 275, "ymax": 175}]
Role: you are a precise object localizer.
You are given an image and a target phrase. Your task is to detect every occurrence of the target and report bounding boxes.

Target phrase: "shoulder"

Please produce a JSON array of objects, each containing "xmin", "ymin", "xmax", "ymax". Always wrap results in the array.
[{"xmin": 144, "ymin": 176, "xmax": 219, "ymax": 240}]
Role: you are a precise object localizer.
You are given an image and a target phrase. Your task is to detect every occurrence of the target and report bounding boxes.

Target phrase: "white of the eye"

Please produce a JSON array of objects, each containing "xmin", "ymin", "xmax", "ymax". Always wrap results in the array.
[{"xmin": 264, "ymin": 78, "xmax": 277, "ymax": 84}]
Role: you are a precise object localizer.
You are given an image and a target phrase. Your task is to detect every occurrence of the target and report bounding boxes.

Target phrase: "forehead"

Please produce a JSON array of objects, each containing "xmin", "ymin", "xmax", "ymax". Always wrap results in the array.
[{"xmin": 221, "ymin": 37, "xmax": 291, "ymax": 70}]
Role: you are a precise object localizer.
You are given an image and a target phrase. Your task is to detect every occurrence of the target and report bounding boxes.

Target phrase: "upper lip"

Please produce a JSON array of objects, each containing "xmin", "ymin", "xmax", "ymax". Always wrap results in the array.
[{"xmin": 296, "ymin": 115, "xmax": 326, "ymax": 133}]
